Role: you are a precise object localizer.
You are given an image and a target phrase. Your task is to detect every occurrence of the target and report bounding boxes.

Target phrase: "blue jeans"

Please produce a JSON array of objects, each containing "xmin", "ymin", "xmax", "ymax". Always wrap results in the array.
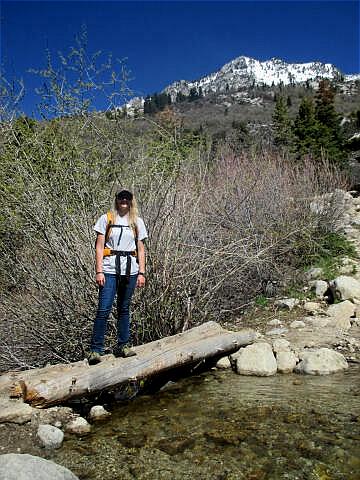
[{"xmin": 90, "ymin": 274, "xmax": 137, "ymax": 354}]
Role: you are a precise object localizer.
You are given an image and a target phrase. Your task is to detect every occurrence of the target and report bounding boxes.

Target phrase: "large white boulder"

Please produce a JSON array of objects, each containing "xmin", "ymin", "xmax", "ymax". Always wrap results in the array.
[
  {"xmin": 333, "ymin": 276, "xmax": 360, "ymax": 301},
  {"xmin": 295, "ymin": 348, "xmax": 348, "ymax": 375},
  {"xmin": 231, "ymin": 343, "xmax": 277, "ymax": 377},
  {"xmin": 0, "ymin": 454, "xmax": 79, "ymax": 480}
]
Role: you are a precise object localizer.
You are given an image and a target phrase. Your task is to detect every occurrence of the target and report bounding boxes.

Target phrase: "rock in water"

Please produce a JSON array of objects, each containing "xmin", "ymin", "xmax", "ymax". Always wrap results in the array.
[
  {"xmin": 0, "ymin": 454, "xmax": 79, "ymax": 480},
  {"xmin": 231, "ymin": 343, "xmax": 277, "ymax": 376},
  {"xmin": 37, "ymin": 424, "xmax": 64, "ymax": 449},
  {"xmin": 276, "ymin": 351, "xmax": 298, "ymax": 374},
  {"xmin": 65, "ymin": 417, "xmax": 91, "ymax": 435},
  {"xmin": 295, "ymin": 348, "xmax": 348, "ymax": 375},
  {"xmin": 89, "ymin": 405, "xmax": 111, "ymax": 421}
]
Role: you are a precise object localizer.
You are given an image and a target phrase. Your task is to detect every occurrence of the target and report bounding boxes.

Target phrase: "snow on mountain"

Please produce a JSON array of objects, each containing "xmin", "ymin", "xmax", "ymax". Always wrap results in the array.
[
  {"xmin": 122, "ymin": 55, "xmax": 358, "ymax": 114},
  {"xmin": 163, "ymin": 56, "xmax": 342, "ymax": 101},
  {"xmin": 345, "ymin": 74, "xmax": 360, "ymax": 82}
]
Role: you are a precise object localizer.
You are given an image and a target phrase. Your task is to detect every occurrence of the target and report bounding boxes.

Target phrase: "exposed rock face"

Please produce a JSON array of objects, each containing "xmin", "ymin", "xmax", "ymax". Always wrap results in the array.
[
  {"xmin": 163, "ymin": 56, "xmax": 341, "ymax": 101},
  {"xmin": 0, "ymin": 454, "xmax": 79, "ymax": 480},
  {"xmin": 37, "ymin": 424, "xmax": 64, "ymax": 449},
  {"xmin": 231, "ymin": 343, "xmax": 277, "ymax": 376},
  {"xmin": 295, "ymin": 348, "xmax": 348, "ymax": 375}
]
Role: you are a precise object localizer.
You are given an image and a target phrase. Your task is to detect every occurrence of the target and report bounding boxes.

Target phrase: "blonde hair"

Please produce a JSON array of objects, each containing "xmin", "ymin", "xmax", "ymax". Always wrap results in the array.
[{"xmin": 112, "ymin": 190, "xmax": 139, "ymax": 237}]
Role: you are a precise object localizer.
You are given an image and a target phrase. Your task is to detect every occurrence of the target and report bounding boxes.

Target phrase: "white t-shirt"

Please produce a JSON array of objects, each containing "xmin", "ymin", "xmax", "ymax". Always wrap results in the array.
[{"xmin": 94, "ymin": 213, "xmax": 148, "ymax": 275}]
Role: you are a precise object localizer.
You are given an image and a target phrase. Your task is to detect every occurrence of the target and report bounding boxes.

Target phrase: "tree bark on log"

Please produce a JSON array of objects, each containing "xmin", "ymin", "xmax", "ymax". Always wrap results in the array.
[{"xmin": 0, "ymin": 322, "xmax": 256, "ymax": 408}]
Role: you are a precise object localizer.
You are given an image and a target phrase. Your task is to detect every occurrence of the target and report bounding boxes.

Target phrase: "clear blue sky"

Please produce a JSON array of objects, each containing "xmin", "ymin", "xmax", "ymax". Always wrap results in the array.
[{"xmin": 1, "ymin": 0, "xmax": 359, "ymax": 116}]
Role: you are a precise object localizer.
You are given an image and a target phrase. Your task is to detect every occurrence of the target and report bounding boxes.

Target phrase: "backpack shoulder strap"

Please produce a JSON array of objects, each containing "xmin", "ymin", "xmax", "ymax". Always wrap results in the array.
[{"xmin": 104, "ymin": 211, "xmax": 114, "ymax": 243}]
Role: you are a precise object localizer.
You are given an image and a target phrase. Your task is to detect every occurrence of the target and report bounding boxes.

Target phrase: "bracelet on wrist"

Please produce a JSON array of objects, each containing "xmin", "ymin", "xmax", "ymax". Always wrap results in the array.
[
  {"xmin": 138, "ymin": 272, "xmax": 145, "ymax": 277},
  {"xmin": 96, "ymin": 272, "xmax": 104, "ymax": 275}
]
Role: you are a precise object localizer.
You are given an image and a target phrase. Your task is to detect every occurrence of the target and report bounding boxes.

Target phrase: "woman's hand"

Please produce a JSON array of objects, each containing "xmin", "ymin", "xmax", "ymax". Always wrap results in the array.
[
  {"xmin": 96, "ymin": 272, "xmax": 105, "ymax": 287},
  {"xmin": 136, "ymin": 274, "xmax": 146, "ymax": 288}
]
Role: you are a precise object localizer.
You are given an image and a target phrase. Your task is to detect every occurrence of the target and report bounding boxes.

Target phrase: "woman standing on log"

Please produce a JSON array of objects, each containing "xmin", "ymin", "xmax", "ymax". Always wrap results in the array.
[{"xmin": 88, "ymin": 190, "xmax": 148, "ymax": 365}]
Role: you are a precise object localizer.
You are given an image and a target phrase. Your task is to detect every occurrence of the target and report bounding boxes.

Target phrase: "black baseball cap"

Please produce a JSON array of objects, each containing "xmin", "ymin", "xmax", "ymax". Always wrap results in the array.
[{"xmin": 116, "ymin": 190, "xmax": 133, "ymax": 201}]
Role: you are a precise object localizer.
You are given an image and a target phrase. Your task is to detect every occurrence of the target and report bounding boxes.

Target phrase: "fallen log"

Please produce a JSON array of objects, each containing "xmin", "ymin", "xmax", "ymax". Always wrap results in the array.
[{"xmin": 0, "ymin": 322, "xmax": 256, "ymax": 408}]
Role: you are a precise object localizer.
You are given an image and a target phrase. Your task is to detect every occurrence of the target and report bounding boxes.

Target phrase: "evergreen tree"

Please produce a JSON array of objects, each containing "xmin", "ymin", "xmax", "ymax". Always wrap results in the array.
[
  {"xmin": 314, "ymin": 80, "xmax": 346, "ymax": 163},
  {"xmin": 272, "ymin": 96, "xmax": 293, "ymax": 148},
  {"xmin": 176, "ymin": 91, "xmax": 187, "ymax": 103},
  {"xmin": 189, "ymin": 87, "xmax": 198, "ymax": 102},
  {"xmin": 292, "ymin": 96, "xmax": 319, "ymax": 158},
  {"xmin": 143, "ymin": 95, "xmax": 152, "ymax": 115}
]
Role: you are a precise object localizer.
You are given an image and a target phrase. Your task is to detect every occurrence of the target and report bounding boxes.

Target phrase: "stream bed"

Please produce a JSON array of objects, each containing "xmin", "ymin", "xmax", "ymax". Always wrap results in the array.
[{"xmin": 51, "ymin": 366, "xmax": 360, "ymax": 480}]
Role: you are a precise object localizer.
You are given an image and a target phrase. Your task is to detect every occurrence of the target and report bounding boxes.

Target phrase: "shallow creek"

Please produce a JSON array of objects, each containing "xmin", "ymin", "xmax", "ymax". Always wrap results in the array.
[{"xmin": 51, "ymin": 366, "xmax": 360, "ymax": 480}]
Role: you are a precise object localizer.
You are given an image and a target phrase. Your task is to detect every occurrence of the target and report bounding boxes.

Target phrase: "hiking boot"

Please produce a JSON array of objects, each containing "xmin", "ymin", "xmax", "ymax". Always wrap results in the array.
[
  {"xmin": 113, "ymin": 345, "xmax": 137, "ymax": 358},
  {"xmin": 88, "ymin": 351, "xmax": 101, "ymax": 365}
]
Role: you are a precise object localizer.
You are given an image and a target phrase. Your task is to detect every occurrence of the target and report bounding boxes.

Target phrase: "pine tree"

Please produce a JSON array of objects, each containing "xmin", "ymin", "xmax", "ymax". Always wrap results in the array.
[
  {"xmin": 272, "ymin": 96, "xmax": 293, "ymax": 148},
  {"xmin": 314, "ymin": 80, "xmax": 346, "ymax": 163},
  {"xmin": 189, "ymin": 87, "xmax": 198, "ymax": 102},
  {"xmin": 292, "ymin": 96, "xmax": 318, "ymax": 158}
]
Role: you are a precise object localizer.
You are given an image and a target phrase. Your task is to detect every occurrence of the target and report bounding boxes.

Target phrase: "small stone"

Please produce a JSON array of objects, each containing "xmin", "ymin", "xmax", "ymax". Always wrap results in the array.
[
  {"xmin": 290, "ymin": 320, "xmax": 305, "ymax": 329},
  {"xmin": 266, "ymin": 328, "xmax": 288, "ymax": 336},
  {"xmin": 216, "ymin": 356, "xmax": 231, "ymax": 369},
  {"xmin": 37, "ymin": 424, "xmax": 64, "ymax": 449},
  {"xmin": 304, "ymin": 316, "xmax": 330, "ymax": 328},
  {"xmin": 274, "ymin": 298, "xmax": 299, "ymax": 310},
  {"xmin": 267, "ymin": 319, "xmax": 281, "ymax": 326},
  {"xmin": 65, "ymin": 417, "xmax": 91, "ymax": 435},
  {"xmin": 303, "ymin": 302, "xmax": 323, "ymax": 314},
  {"xmin": 89, "ymin": 406, "xmax": 111, "ymax": 422},
  {"xmin": 305, "ymin": 267, "xmax": 324, "ymax": 280}
]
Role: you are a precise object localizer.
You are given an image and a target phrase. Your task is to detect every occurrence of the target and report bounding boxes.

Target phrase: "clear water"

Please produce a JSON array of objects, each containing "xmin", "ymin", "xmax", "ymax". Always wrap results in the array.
[{"xmin": 51, "ymin": 367, "xmax": 360, "ymax": 480}]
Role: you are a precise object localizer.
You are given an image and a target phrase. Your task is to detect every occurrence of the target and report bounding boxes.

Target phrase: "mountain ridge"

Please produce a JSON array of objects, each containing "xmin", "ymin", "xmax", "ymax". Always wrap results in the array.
[{"xmin": 124, "ymin": 55, "xmax": 360, "ymax": 114}]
